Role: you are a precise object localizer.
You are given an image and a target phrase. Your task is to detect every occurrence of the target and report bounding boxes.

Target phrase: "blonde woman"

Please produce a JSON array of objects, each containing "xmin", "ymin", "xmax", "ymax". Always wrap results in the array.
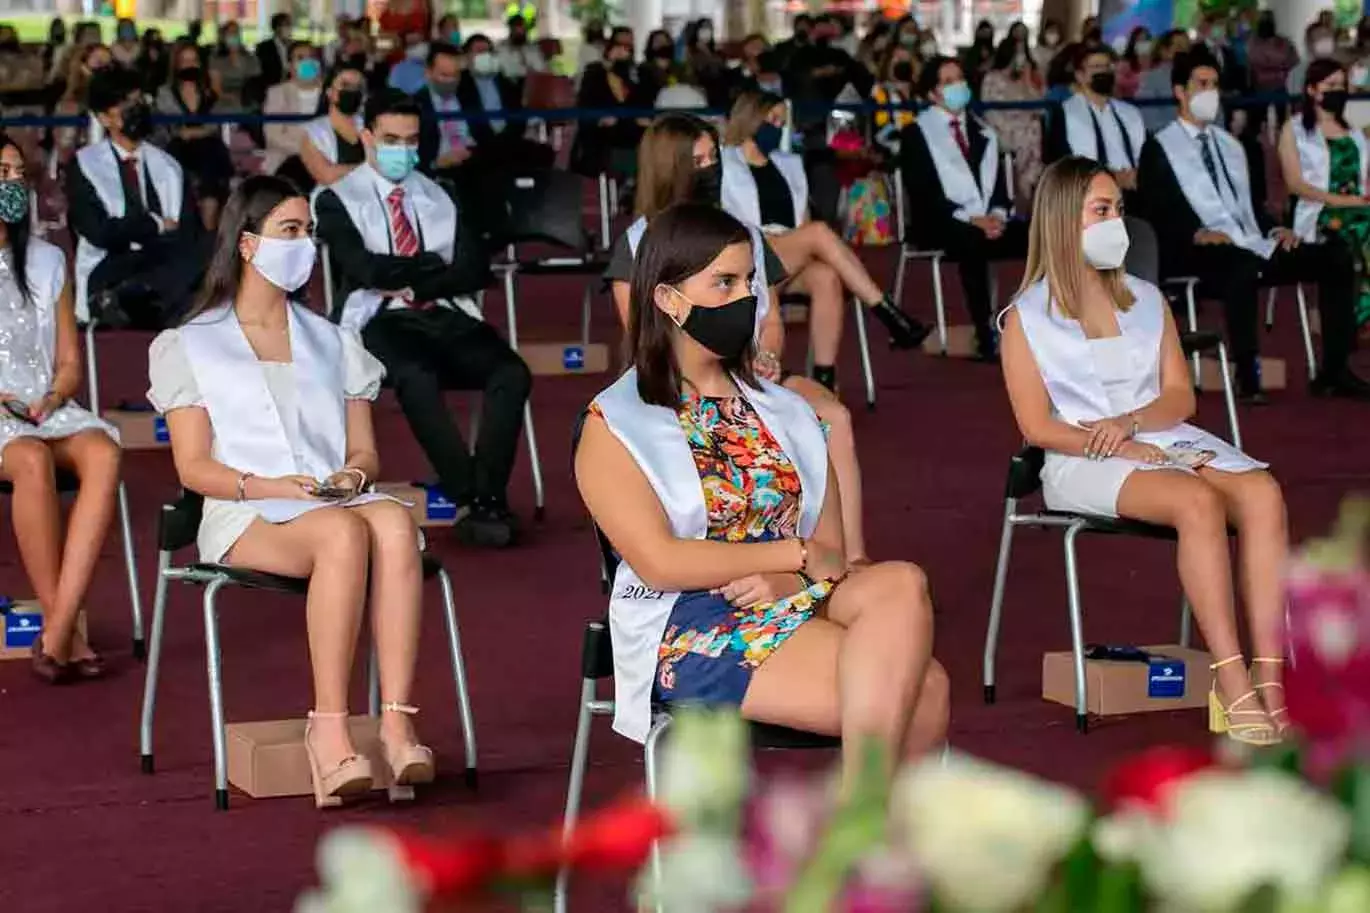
[
  {"xmin": 720, "ymin": 89, "xmax": 928, "ymax": 391},
  {"xmin": 999, "ymin": 156, "xmax": 1288, "ymax": 746}
]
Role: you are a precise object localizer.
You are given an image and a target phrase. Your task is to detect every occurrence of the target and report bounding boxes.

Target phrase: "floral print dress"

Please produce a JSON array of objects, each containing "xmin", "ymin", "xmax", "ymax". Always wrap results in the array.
[
  {"xmin": 595, "ymin": 392, "xmax": 833, "ymax": 708},
  {"xmin": 1318, "ymin": 136, "xmax": 1370, "ymax": 327}
]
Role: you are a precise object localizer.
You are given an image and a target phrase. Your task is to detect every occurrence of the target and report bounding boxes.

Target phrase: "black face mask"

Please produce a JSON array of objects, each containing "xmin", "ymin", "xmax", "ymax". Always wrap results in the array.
[
  {"xmin": 689, "ymin": 162, "xmax": 722, "ymax": 206},
  {"xmin": 510, "ymin": 32, "xmax": 527, "ymax": 46},
  {"xmin": 1321, "ymin": 89, "xmax": 1350, "ymax": 116},
  {"xmin": 120, "ymin": 100, "xmax": 153, "ymax": 142},
  {"xmin": 650, "ymin": 45, "xmax": 673, "ymax": 60},
  {"xmin": 336, "ymin": 88, "xmax": 364, "ymax": 115},
  {"xmin": 611, "ymin": 58, "xmax": 634, "ymax": 78},
  {"xmin": 1089, "ymin": 71, "xmax": 1116, "ymax": 96},
  {"xmin": 892, "ymin": 61, "xmax": 913, "ymax": 82},
  {"xmin": 675, "ymin": 292, "xmax": 758, "ymax": 360},
  {"xmin": 176, "ymin": 66, "xmax": 202, "ymax": 83}
]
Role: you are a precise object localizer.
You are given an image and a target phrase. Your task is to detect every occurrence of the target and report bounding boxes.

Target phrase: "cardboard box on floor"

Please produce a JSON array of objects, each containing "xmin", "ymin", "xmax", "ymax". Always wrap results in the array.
[
  {"xmin": 372, "ymin": 482, "xmax": 460, "ymax": 527},
  {"xmin": 226, "ymin": 716, "xmax": 399, "ymax": 798},
  {"xmin": 519, "ymin": 342, "xmax": 609, "ymax": 376},
  {"xmin": 1043, "ymin": 644, "xmax": 1212, "ymax": 716},
  {"xmin": 103, "ymin": 405, "xmax": 170, "ymax": 450},
  {"xmin": 1198, "ymin": 356, "xmax": 1286, "ymax": 392},
  {"xmin": 1, "ymin": 599, "xmax": 87, "ymax": 661}
]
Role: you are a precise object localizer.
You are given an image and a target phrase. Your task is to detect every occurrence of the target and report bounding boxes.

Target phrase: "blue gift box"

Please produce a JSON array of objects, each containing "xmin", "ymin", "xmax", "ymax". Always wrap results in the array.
[
  {"xmin": 424, "ymin": 485, "xmax": 459, "ymax": 522},
  {"xmin": 2, "ymin": 600, "xmax": 44, "ymax": 650},
  {"xmin": 1147, "ymin": 657, "xmax": 1187, "ymax": 699}
]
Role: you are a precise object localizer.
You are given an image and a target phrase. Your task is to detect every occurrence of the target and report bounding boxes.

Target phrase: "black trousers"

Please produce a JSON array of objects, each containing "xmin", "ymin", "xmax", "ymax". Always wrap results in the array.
[
  {"xmin": 1170, "ymin": 237, "xmax": 1357, "ymax": 389},
  {"xmin": 361, "ymin": 307, "xmax": 532, "ymax": 506},
  {"xmin": 920, "ymin": 217, "xmax": 1029, "ymax": 352},
  {"xmin": 88, "ymin": 232, "xmax": 211, "ymax": 328}
]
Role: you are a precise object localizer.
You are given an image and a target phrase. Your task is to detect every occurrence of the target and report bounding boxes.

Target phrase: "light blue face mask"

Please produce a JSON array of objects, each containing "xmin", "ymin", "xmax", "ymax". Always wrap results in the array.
[
  {"xmin": 296, "ymin": 58, "xmax": 321, "ymax": 81},
  {"xmin": 375, "ymin": 144, "xmax": 419, "ymax": 182},
  {"xmin": 941, "ymin": 80, "xmax": 972, "ymax": 112}
]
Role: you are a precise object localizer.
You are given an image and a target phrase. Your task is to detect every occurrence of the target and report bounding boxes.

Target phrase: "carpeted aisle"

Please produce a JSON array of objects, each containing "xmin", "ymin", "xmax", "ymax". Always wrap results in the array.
[{"xmin": 0, "ymin": 250, "xmax": 1366, "ymax": 912}]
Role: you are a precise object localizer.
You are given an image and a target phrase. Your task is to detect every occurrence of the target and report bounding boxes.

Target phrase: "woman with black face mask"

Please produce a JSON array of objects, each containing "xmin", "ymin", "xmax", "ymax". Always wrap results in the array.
[
  {"xmin": 156, "ymin": 41, "xmax": 234, "ymax": 230},
  {"xmin": 570, "ymin": 26, "xmax": 641, "ymax": 177},
  {"xmin": 300, "ymin": 60, "xmax": 367, "ymax": 188},
  {"xmin": 635, "ymin": 28, "xmax": 680, "ymax": 105},
  {"xmin": 869, "ymin": 43, "xmax": 917, "ymax": 156},
  {"xmin": 719, "ymin": 90, "xmax": 930, "ymax": 389},
  {"xmin": 578, "ymin": 201, "xmax": 949, "ymax": 776},
  {"xmin": 1280, "ymin": 58, "xmax": 1370, "ymax": 331},
  {"xmin": 605, "ymin": 113, "xmax": 876, "ymax": 566}
]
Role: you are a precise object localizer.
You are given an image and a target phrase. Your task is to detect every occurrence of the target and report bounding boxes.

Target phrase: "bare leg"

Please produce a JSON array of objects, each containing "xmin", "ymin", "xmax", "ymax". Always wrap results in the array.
[
  {"xmin": 224, "ymin": 508, "xmax": 370, "ymax": 772},
  {"xmin": 784, "ymin": 261, "xmax": 846, "ymax": 367},
  {"xmin": 1199, "ymin": 469, "xmax": 1289, "ymax": 716},
  {"xmin": 1115, "ymin": 469, "xmax": 1254, "ymax": 705},
  {"xmin": 741, "ymin": 562, "xmax": 940, "ymax": 784},
  {"xmin": 351, "ymin": 501, "xmax": 425, "ymax": 750},
  {"xmin": 0, "ymin": 439, "xmax": 66, "ymax": 658},
  {"xmin": 783, "ymin": 376, "xmax": 867, "ymax": 562},
  {"xmin": 769, "ymin": 222, "xmax": 885, "ymax": 306},
  {"xmin": 49, "ymin": 431, "xmax": 121, "ymax": 662}
]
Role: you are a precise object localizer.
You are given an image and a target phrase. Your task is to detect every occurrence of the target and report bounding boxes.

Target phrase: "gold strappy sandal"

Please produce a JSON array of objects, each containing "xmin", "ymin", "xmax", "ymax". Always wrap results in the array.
[
  {"xmin": 1208, "ymin": 655, "xmax": 1280, "ymax": 746},
  {"xmin": 1250, "ymin": 656, "xmax": 1291, "ymax": 737}
]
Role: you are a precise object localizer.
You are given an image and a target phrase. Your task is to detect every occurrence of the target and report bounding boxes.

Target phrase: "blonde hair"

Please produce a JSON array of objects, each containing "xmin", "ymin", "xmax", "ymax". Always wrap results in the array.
[
  {"xmin": 1017, "ymin": 156, "xmax": 1135, "ymax": 319},
  {"xmin": 722, "ymin": 88, "xmax": 784, "ymax": 146},
  {"xmin": 633, "ymin": 113, "xmax": 717, "ymax": 221}
]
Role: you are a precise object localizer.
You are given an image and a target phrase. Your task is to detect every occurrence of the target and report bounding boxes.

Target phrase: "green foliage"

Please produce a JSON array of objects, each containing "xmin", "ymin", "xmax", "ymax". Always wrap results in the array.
[{"xmin": 569, "ymin": 0, "xmax": 621, "ymax": 25}]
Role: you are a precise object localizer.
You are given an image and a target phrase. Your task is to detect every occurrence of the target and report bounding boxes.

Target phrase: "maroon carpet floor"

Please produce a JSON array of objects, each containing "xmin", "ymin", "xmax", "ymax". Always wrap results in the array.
[{"xmin": 1, "ymin": 245, "xmax": 1366, "ymax": 912}]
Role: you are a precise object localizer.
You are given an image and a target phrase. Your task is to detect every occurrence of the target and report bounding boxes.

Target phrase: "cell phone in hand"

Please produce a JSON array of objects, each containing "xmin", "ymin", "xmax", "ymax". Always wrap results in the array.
[
  {"xmin": 2, "ymin": 399, "xmax": 36, "ymax": 425},
  {"xmin": 312, "ymin": 485, "xmax": 354, "ymax": 501},
  {"xmin": 1164, "ymin": 444, "xmax": 1217, "ymax": 470}
]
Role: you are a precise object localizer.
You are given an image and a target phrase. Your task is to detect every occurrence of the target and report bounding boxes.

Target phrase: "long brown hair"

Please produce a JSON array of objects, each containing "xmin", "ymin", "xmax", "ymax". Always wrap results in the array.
[
  {"xmin": 633, "ymin": 113, "xmax": 717, "ymax": 220},
  {"xmin": 722, "ymin": 88, "xmax": 784, "ymax": 146},
  {"xmin": 1017, "ymin": 156, "xmax": 1134, "ymax": 319},
  {"xmin": 628, "ymin": 203, "xmax": 758, "ymax": 407}
]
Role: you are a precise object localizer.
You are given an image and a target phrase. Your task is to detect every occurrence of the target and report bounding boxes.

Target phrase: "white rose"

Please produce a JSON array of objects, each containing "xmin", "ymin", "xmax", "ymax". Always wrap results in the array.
[
  {"xmin": 296, "ymin": 828, "xmax": 422, "ymax": 913},
  {"xmin": 1138, "ymin": 771, "xmax": 1350, "ymax": 912},
  {"xmin": 891, "ymin": 753, "xmax": 1089, "ymax": 912},
  {"xmin": 659, "ymin": 710, "xmax": 750, "ymax": 828},
  {"xmin": 642, "ymin": 833, "xmax": 752, "ymax": 913}
]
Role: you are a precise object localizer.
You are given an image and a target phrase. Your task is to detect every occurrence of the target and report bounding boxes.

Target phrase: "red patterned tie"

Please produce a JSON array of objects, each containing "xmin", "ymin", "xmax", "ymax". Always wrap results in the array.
[
  {"xmin": 384, "ymin": 187, "xmax": 431, "ymax": 310},
  {"xmin": 949, "ymin": 116, "xmax": 971, "ymax": 162}
]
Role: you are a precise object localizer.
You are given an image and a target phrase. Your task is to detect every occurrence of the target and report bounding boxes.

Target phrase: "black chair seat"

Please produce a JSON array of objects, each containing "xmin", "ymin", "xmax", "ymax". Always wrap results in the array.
[
  {"xmin": 749, "ymin": 721, "xmax": 841, "ymax": 750},
  {"xmin": 513, "ymin": 256, "xmax": 609, "ymax": 277},
  {"xmin": 183, "ymin": 553, "xmax": 446, "ymax": 595},
  {"xmin": 0, "ymin": 469, "xmax": 79, "ymax": 496},
  {"xmin": 1041, "ymin": 510, "xmax": 1179, "ymax": 541},
  {"xmin": 1179, "ymin": 330, "xmax": 1222, "ymax": 355}
]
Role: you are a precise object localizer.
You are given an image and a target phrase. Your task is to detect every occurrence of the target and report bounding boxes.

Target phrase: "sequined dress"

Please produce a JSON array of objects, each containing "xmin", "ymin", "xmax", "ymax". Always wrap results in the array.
[{"xmin": 0, "ymin": 248, "xmax": 117, "ymax": 466}]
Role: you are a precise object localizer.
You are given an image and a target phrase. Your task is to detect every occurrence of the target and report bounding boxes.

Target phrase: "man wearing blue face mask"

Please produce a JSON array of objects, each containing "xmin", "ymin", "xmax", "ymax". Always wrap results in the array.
[
  {"xmin": 314, "ymin": 90, "xmax": 531, "ymax": 547},
  {"xmin": 898, "ymin": 56, "xmax": 1024, "ymax": 362}
]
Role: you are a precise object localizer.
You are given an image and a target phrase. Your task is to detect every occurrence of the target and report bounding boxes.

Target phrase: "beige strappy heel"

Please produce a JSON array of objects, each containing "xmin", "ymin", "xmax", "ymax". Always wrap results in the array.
[
  {"xmin": 1250, "ymin": 656, "xmax": 1291, "ymax": 737},
  {"xmin": 304, "ymin": 710, "xmax": 375, "ymax": 808},
  {"xmin": 1207, "ymin": 655, "xmax": 1280, "ymax": 746},
  {"xmin": 379, "ymin": 702, "xmax": 435, "ymax": 802}
]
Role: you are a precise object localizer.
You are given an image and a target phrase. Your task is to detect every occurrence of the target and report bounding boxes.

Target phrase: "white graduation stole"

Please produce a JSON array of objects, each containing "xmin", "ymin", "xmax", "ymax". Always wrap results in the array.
[
  {"xmin": 918, "ymin": 111, "xmax": 999, "ymax": 217},
  {"xmin": 719, "ymin": 145, "xmax": 808, "ymax": 229},
  {"xmin": 593, "ymin": 367, "xmax": 828, "ymax": 742},
  {"xmin": 1062, "ymin": 94, "xmax": 1144, "ymax": 169},
  {"xmin": 1154, "ymin": 121, "xmax": 1274, "ymax": 259},
  {"xmin": 1291, "ymin": 122, "xmax": 1370, "ymax": 242}
]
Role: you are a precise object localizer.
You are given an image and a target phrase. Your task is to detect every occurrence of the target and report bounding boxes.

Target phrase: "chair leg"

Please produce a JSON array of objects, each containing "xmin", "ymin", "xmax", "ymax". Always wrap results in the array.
[
  {"xmin": 891, "ymin": 245, "xmax": 909, "ymax": 310},
  {"xmin": 1178, "ymin": 596, "xmax": 1193, "ymax": 648},
  {"xmin": 1184, "ymin": 282, "xmax": 1202, "ymax": 386},
  {"xmin": 437, "ymin": 568, "xmax": 478, "ymax": 786},
  {"xmin": 1062, "ymin": 522, "xmax": 1089, "ymax": 734},
  {"xmin": 1215, "ymin": 340, "xmax": 1242, "ymax": 450},
  {"xmin": 642, "ymin": 714, "xmax": 673, "ymax": 913},
  {"xmin": 983, "ymin": 498, "xmax": 1018, "ymax": 704},
  {"xmin": 116, "ymin": 481, "xmax": 146, "ymax": 660},
  {"xmin": 523, "ymin": 402, "xmax": 545, "ymax": 520},
  {"xmin": 502, "ymin": 262, "xmax": 521, "ymax": 350},
  {"xmin": 597, "ymin": 173, "xmax": 611, "ymax": 250},
  {"xmin": 201, "ymin": 576, "xmax": 230, "ymax": 810},
  {"xmin": 1296, "ymin": 283, "xmax": 1317, "ymax": 383},
  {"xmin": 84, "ymin": 320, "xmax": 101, "ymax": 413},
  {"xmin": 931, "ymin": 254, "xmax": 948, "ymax": 355},
  {"xmin": 579, "ymin": 282, "xmax": 593, "ymax": 348},
  {"xmin": 367, "ymin": 645, "xmax": 380, "ymax": 718},
  {"xmin": 553, "ymin": 677, "xmax": 600, "ymax": 913},
  {"xmin": 1264, "ymin": 287, "xmax": 1277, "ymax": 332},
  {"xmin": 852, "ymin": 297, "xmax": 876, "ymax": 412},
  {"xmin": 138, "ymin": 550, "xmax": 173, "ymax": 774}
]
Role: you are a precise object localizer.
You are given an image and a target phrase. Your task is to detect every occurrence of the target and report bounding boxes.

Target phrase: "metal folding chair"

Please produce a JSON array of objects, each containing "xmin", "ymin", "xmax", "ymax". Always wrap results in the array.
[
  {"xmin": 1263, "ymin": 284, "xmax": 1317, "ymax": 382},
  {"xmin": 138, "ymin": 491, "xmax": 478, "ymax": 810}
]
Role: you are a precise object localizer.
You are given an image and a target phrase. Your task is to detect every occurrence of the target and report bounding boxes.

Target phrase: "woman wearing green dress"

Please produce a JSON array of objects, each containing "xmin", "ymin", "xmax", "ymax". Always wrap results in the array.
[{"xmin": 1280, "ymin": 58, "xmax": 1370, "ymax": 329}]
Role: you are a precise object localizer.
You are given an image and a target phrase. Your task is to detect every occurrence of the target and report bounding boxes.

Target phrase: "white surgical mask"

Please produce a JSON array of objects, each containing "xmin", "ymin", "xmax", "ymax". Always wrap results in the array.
[
  {"xmin": 919, "ymin": 39, "xmax": 938, "ymax": 58},
  {"xmin": 250, "ymin": 235, "xmax": 317, "ymax": 291},
  {"xmin": 1082, "ymin": 217, "xmax": 1130, "ymax": 270},
  {"xmin": 1136, "ymin": 39, "xmax": 1153, "ymax": 56},
  {"xmin": 1189, "ymin": 88, "xmax": 1221, "ymax": 123},
  {"xmin": 1314, "ymin": 38, "xmax": 1335, "ymax": 58},
  {"xmin": 472, "ymin": 51, "xmax": 499, "ymax": 76},
  {"xmin": 407, "ymin": 41, "xmax": 429, "ymax": 61}
]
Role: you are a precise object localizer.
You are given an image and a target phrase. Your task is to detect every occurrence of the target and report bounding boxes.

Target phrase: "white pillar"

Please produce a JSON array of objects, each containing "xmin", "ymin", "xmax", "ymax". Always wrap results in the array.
[
  {"xmin": 630, "ymin": 0, "xmax": 663, "ymax": 55},
  {"xmin": 1273, "ymin": 0, "xmax": 1323, "ymax": 44},
  {"xmin": 258, "ymin": 0, "xmax": 270, "ymax": 38}
]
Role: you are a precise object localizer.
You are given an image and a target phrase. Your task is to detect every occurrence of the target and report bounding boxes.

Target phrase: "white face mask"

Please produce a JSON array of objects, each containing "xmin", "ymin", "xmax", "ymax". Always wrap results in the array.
[
  {"xmin": 472, "ymin": 51, "xmax": 499, "ymax": 76},
  {"xmin": 407, "ymin": 41, "xmax": 429, "ymax": 61},
  {"xmin": 1189, "ymin": 88, "xmax": 1221, "ymax": 123},
  {"xmin": 1081, "ymin": 217, "xmax": 1130, "ymax": 270},
  {"xmin": 249, "ymin": 235, "xmax": 317, "ymax": 291}
]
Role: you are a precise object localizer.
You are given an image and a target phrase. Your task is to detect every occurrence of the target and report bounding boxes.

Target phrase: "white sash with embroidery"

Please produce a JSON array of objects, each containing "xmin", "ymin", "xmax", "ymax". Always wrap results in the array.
[
  {"xmin": 593, "ymin": 367, "xmax": 828, "ymax": 742},
  {"xmin": 918, "ymin": 111, "xmax": 999, "ymax": 219},
  {"xmin": 1291, "ymin": 122, "xmax": 1369, "ymax": 242},
  {"xmin": 1062, "ymin": 94, "xmax": 1145, "ymax": 169},
  {"xmin": 719, "ymin": 145, "xmax": 809, "ymax": 230},
  {"xmin": 1154, "ymin": 121, "xmax": 1275, "ymax": 259}
]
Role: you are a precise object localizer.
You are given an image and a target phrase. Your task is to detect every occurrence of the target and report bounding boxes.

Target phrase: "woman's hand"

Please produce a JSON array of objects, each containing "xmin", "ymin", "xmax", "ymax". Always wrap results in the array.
[
  {"xmin": 803, "ymin": 538, "xmax": 848, "ymax": 582},
  {"xmin": 253, "ymin": 474, "xmax": 323, "ymax": 500},
  {"xmin": 1117, "ymin": 441, "xmax": 1168, "ymax": 465},
  {"xmin": 753, "ymin": 350, "xmax": 782, "ymax": 382},
  {"xmin": 1079, "ymin": 415, "xmax": 1134, "ymax": 459},
  {"xmin": 321, "ymin": 469, "xmax": 364, "ymax": 497},
  {"xmin": 716, "ymin": 573, "xmax": 803, "ymax": 609},
  {"xmin": 28, "ymin": 391, "xmax": 65, "ymax": 424}
]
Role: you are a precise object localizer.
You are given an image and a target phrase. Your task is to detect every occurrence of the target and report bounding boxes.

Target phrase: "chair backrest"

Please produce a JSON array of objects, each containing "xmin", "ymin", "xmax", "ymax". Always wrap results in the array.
[
  {"xmin": 496, "ymin": 167, "xmax": 591, "ymax": 252},
  {"xmin": 1123, "ymin": 214, "xmax": 1159, "ymax": 285},
  {"xmin": 1004, "ymin": 445, "xmax": 1047, "ymax": 501},
  {"xmin": 157, "ymin": 490, "xmax": 206, "ymax": 554}
]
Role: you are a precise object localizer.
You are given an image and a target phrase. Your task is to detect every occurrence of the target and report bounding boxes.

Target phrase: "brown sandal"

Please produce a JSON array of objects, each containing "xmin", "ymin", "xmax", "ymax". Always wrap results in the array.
[
  {"xmin": 71, "ymin": 652, "xmax": 107, "ymax": 680},
  {"xmin": 31, "ymin": 636, "xmax": 72, "ymax": 685}
]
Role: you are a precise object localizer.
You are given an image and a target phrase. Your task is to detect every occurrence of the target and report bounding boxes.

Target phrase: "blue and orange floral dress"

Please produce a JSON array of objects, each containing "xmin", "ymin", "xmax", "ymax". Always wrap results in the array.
[{"xmin": 645, "ymin": 391, "xmax": 833, "ymax": 707}]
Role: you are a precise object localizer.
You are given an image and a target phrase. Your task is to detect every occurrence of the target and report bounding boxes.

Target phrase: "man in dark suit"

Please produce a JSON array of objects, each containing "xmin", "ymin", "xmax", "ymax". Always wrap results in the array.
[
  {"xmin": 255, "ymin": 12, "xmax": 293, "ymax": 88},
  {"xmin": 898, "ymin": 56, "xmax": 1023, "ymax": 362},
  {"xmin": 315, "ymin": 90, "xmax": 531, "ymax": 546}
]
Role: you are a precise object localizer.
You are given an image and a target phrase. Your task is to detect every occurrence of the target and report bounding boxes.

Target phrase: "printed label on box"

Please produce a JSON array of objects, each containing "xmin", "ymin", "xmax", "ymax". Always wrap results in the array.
[
  {"xmin": 424, "ymin": 485, "xmax": 459, "ymax": 522},
  {"xmin": 153, "ymin": 416, "xmax": 169, "ymax": 443},
  {"xmin": 562, "ymin": 346, "xmax": 585, "ymax": 371},
  {"xmin": 1147, "ymin": 658, "xmax": 1186, "ymax": 699},
  {"xmin": 4, "ymin": 607, "xmax": 42, "ymax": 649}
]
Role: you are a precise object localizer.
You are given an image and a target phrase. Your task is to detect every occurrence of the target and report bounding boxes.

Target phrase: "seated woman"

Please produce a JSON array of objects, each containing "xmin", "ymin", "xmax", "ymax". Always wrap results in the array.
[
  {"xmin": 606, "ymin": 113, "xmax": 872, "ymax": 565},
  {"xmin": 720, "ymin": 89, "xmax": 928, "ymax": 391},
  {"xmin": 147, "ymin": 176, "xmax": 434, "ymax": 808},
  {"xmin": 1279, "ymin": 58, "xmax": 1370, "ymax": 332},
  {"xmin": 263, "ymin": 42, "xmax": 325, "ymax": 190},
  {"xmin": 0, "ymin": 134, "xmax": 121, "ymax": 685},
  {"xmin": 156, "ymin": 41, "xmax": 235, "ymax": 231},
  {"xmin": 1000, "ymin": 157, "xmax": 1289, "ymax": 745},
  {"xmin": 299, "ymin": 59, "xmax": 367, "ymax": 189},
  {"xmin": 869, "ymin": 42, "xmax": 917, "ymax": 157},
  {"xmin": 578, "ymin": 202, "xmax": 948, "ymax": 779}
]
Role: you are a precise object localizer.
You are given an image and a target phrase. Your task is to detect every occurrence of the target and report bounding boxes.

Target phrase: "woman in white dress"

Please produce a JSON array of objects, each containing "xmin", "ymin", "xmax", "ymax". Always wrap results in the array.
[
  {"xmin": 1000, "ymin": 157, "xmax": 1289, "ymax": 746},
  {"xmin": 147, "ymin": 175, "xmax": 434, "ymax": 808},
  {"xmin": 0, "ymin": 134, "xmax": 121, "ymax": 685}
]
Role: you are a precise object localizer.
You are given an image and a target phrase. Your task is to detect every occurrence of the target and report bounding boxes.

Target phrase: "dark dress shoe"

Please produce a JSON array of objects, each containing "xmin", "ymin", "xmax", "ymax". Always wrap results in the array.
[
  {"xmin": 870, "ymin": 296, "xmax": 932, "ymax": 350},
  {"xmin": 1311, "ymin": 370, "xmax": 1370, "ymax": 401},
  {"xmin": 31, "ymin": 636, "xmax": 72, "ymax": 685},
  {"xmin": 454, "ymin": 500, "xmax": 521, "ymax": 549}
]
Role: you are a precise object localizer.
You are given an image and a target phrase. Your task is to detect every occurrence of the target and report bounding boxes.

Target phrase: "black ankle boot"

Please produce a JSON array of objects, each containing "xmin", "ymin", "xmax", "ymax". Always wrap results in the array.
[
  {"xmin": 870, "ymin": 296, "xmax": 930, "ymax": 350},
  {"xmin": 812, "ymin": 365, "xmax": 837, "ymax": 392}
]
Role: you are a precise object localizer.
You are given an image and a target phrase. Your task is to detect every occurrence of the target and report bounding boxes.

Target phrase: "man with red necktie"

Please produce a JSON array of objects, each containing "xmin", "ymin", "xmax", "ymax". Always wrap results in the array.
[{"xmin": 315, "ymin": 90, "xmax": 531, "ymax": 547}]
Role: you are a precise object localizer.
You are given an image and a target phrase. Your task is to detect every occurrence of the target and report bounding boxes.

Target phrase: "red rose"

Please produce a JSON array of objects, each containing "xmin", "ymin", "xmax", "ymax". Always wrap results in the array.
[
  {"xmin": 562, "ymin": 798, "xmax": 675, "ymax": 871},
  {"xmin": 1100, "ymin": 745, "xmax": 1216, "ymax": 814},
  {"xmin": 390, "ymin": 832, "xmax": 504, "ymax": 897}
]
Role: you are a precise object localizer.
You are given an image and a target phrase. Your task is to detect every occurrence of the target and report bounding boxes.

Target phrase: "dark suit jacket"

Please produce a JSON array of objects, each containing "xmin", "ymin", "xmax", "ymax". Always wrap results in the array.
[
  {"xmin": 416, "ymin": 74, "xmax": 523, "ymax": 169},
  {"xmin": 897, "ymin": 116, "xmax": 1012, "ymax": 248},
  {"xmin": 66, "ymin": 156, "xmax": 197, "ymax": 255},
  {"xmin": 254, "ymin": 39, "xmax": 287, "ymax": 88},
  {"xmin": 313, "ymin": 178, "xmax": 491, "ymax": 319}
]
